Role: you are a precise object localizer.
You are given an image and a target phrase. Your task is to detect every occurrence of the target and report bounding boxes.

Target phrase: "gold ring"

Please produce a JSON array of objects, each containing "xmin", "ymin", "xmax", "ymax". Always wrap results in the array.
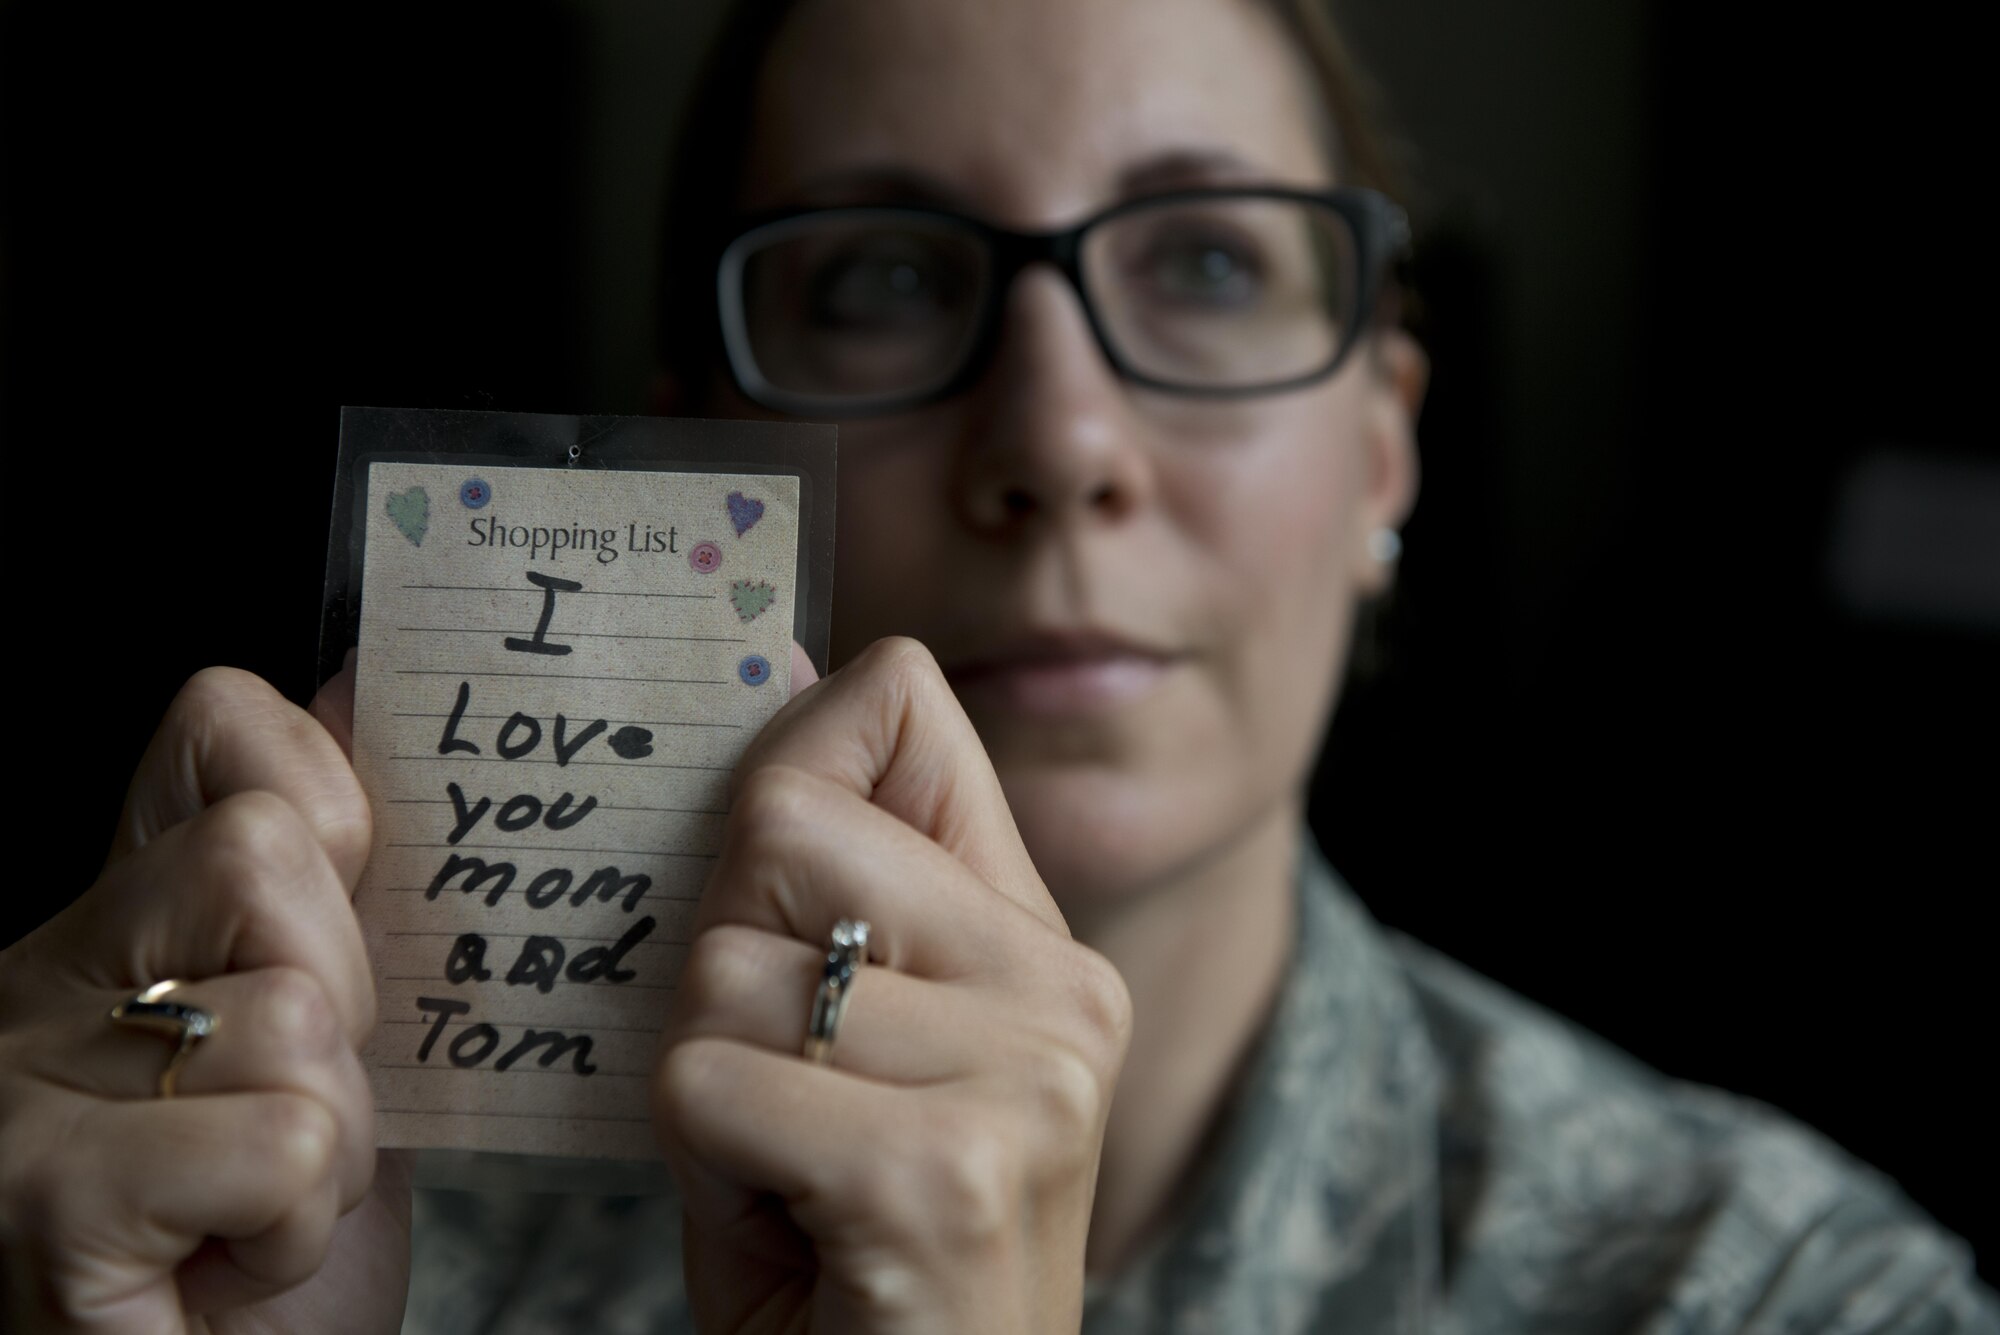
[{"xmin": 107, "ymin": 979, "xmax": 217, "ymax": 1098}]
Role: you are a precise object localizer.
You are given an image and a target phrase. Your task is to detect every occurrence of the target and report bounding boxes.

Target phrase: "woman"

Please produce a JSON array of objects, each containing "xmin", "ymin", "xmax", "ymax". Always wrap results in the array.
[{"xmin": 2, "ymin": 0, "xmax": 1991, "ymax": 1331}]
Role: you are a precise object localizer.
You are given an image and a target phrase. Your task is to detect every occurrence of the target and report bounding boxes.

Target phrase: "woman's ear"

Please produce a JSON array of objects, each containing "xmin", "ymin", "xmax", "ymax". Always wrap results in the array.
[{"xmin": 1351, "ymin": 326, "xmax": 1427, "ymax": 594}]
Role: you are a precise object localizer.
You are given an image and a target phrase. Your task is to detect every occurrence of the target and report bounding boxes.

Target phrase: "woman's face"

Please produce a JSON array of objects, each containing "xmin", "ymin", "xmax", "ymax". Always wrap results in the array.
[{"xmin": 735, "ymin": 0, "xmax": 1420, "ymax": 908}]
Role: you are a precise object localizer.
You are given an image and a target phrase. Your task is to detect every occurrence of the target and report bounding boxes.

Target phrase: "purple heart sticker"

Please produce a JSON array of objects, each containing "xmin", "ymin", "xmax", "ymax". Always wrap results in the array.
[{"xmin": 726, "ymin": 490, "xmax": 765, "ymax": 537}]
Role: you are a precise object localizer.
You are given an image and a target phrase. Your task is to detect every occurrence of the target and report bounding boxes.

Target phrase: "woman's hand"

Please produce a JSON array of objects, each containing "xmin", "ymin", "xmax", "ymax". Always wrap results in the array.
[
  {"xmin": 655, "ymin": 638, "xmax": 1134, "ymax": 1334},
  {"xmin": 0, "ymin": 667, "xmax": 409, "ymax": 1334}
]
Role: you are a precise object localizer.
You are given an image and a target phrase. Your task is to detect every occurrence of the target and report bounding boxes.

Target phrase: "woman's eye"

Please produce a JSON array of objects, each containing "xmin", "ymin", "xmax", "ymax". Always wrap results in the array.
[
  {"xmin": 807, "ymin": 242, "xmax": 958, "ymax": 329},
  {"xmin": 1134, "ymin": 232, "xmax": 1265, "ymax": 308}
]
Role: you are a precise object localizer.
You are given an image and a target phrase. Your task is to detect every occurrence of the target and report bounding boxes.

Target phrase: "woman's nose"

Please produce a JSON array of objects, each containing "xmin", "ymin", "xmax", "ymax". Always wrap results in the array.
[{"xmin": 951, "ymin": 266, "xmax": 1155, "ymax": 533}]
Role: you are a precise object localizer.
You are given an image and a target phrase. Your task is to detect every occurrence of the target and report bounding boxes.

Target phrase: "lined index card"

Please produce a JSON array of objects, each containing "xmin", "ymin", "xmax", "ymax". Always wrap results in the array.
[{"xmin": 349, "ymin": 461, "xmax": 799, "ymax": 1160}]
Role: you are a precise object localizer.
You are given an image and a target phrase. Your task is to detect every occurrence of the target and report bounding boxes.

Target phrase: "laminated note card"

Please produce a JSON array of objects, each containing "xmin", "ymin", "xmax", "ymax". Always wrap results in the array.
[{"xmin": 324, "ymin": 407, "xmax": 835, "ymax": 1161}]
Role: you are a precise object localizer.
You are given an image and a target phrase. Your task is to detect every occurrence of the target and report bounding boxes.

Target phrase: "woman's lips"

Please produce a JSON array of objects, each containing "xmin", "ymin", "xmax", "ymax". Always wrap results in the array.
[{"xmin": 943, "ymin": 636, "xmax": 1178, "ymax": 717}]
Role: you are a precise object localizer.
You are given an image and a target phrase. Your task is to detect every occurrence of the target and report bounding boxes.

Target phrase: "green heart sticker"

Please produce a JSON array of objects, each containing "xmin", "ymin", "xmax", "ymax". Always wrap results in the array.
[
  {"xmin": 386, "ymin": 486, "xmax": 431, "ymax": 547},
  {"xmin": 729, "ymin": 579, "xmax": 776, "ymax": 622}
]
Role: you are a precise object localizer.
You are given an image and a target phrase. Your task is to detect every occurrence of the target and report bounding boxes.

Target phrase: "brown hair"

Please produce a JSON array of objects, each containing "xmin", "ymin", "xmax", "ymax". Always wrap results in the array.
[{"xmin": 653, "ymin": 0, "xmax": 1407, "ymax": 395}]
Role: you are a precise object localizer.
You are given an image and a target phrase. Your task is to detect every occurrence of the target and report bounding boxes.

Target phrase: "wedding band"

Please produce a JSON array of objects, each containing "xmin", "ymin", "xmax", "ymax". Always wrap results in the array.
[
  {"xmin": 107, "ymin": 979, "xmax": 217, "ymax": 1099},
  {"xmin": 804, "ymin": 919, "xmax": 870, "ymax": 1066}
]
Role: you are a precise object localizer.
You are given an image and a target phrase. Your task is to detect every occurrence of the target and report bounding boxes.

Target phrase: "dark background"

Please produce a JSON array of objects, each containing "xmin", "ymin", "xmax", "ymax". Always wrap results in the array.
[{"xmin": 4, "ymin": 0, "xmax": 1993, "ymax": 1276}]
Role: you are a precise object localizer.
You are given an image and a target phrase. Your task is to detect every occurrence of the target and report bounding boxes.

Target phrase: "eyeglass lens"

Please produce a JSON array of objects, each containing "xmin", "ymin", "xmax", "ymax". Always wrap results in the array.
[
  {"xmin": 736, "ymin": 212, "xmax": 991, "ymax": 403},
  {"xmin": 730, "ymin": 196, "xmax": 1361, "ymax": 405}
]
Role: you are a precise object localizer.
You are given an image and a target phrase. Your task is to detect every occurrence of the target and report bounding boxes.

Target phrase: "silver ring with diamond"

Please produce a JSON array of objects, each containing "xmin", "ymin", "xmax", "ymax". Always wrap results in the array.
[
  {"xmin": 107, "ymin": 979, "xmax": 217, "ymax": 1099},
  {"xmin": 804, "ymin": 919, "xmax": 870, "ymax": 1066}
]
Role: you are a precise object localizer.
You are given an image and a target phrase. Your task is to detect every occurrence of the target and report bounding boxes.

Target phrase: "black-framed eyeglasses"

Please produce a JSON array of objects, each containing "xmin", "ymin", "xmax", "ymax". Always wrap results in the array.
[{"xmin": 715, "ymin": 186, "xmax": 1409, "ymax": 418}]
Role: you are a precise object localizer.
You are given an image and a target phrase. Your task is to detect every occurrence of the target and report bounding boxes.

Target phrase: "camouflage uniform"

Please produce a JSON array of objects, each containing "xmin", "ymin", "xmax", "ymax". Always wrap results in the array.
[{"xmin": 406, "ymin": 845, "xmax": 1996, "ymax": 1332}]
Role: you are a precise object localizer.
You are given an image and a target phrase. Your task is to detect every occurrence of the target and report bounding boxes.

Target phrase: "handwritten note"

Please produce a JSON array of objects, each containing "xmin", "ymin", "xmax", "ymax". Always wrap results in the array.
[{"xmin": 349, "ymin": 461, "xmax": 799, "ymax": 1159}]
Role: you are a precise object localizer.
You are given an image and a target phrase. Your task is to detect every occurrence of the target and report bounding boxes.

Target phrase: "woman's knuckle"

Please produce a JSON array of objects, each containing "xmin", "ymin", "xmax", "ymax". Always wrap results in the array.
[
  {"xmin": 652, "ymin": 1041, "xmax": 722, "ymax": 1128},
  {"xmin": 860, "ymin": 636, "xmax": 947, "ymax": 700},
  {"xmin": 269, "ymin": 708, "xmax": 373, "ymax": 872},
  {"xmin": 1022, "ymin": 1045, "xmax": 1106, "ymax": 1147},
  {"xmin": 162, "ymin": 669, "xmax": 292, "ymax": 775},
  {"xmin": 712, "ymin": 927, "xmax": 780, "ymax": 999},
  {"xmin": 863, "ymin": 634, "xmax": 939, "ymax": 676},
  {"xmin": 299, "ymin": 765, "xmax": 373, "ymax": 881},
  {"xmin": 170, "ymin": 670, "xmax": 372, "ymax": 878},
  {"xmin": 733, "ymin": 763, "xmax": 821, "ymax": 833},
  {"xmin": 198, "ymin": 790, "xmax": 312, "ymax": 903},
  {"xmin": 672, "ymin": 927, "xmax": 744, "ymax": 1023},
  {"xmin": 922, "ymin": 1122, "xmax": 1016, "ymax": 1246},
  {"xmin": 260, "ymin": 1095, "xmax": 338, "ymax": 1185},
  {"xmin": 1063, "ymin": 944, "xmax": 1134, "ymax": 1061},
  {"xmin": 170, "ymin": 666, "xmax": 268, "ymax": 737},
  {"xmin": 254, "ymin": 967, "xmax": 341, "ymax": 1058},
  {"xmin": 829, "ymin": 1256, "xmax": 927, "ymax": 1317}
]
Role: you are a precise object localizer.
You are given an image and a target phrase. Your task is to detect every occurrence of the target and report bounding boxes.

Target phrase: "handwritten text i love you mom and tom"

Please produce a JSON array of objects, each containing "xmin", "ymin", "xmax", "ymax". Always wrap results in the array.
[{"xmin": 349, "ymin": 458, "xmax": 801, "ymax": 1161}]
